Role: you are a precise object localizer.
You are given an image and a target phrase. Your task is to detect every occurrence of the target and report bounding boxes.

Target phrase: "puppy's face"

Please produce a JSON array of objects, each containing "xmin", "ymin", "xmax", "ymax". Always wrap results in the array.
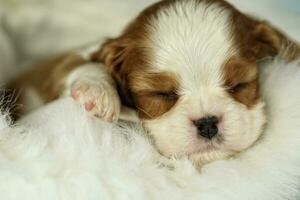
[{"xmin": 94, "ymin": 0, "xmax": 295, "ymax": 165}]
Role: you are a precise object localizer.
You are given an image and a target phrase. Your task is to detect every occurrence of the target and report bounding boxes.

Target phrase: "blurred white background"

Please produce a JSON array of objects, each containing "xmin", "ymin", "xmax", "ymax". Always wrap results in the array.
[{"xmin": 0, "ymin": 0, "xmax": 299, "ymax": 82}]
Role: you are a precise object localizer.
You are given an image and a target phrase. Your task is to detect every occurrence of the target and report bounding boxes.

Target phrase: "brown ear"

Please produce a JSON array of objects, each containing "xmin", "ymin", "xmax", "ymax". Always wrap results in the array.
[
  {"xmin": 91, "ymin": 38, "xmax": 135, "ymax": 107},
  {"xmin": 91, "ymin": 38, "xmax": 129, "ymax": 71},
  {"xmin": 234, "ymin": 14, "xmax": 300, "ymax": 61},
  {"xmin": 253, "ymin": 21, "xmax": 299, "ymax": 61}
]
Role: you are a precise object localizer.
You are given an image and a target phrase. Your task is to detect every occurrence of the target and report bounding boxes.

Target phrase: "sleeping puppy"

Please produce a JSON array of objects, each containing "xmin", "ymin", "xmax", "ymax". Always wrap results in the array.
[{"xmin": 7, "ymin": 0, "xmax": 300, "ymax": 166}]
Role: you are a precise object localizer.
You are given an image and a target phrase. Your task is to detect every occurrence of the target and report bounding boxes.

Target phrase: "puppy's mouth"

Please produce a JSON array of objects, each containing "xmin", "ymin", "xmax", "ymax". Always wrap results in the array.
[
  {"xmin": 184, "ymin": 135, "xmax": 226, "ymax": 156},
  {"xmin": 184, "ymin": 136, "xmax": 238, "ymax": 166}
]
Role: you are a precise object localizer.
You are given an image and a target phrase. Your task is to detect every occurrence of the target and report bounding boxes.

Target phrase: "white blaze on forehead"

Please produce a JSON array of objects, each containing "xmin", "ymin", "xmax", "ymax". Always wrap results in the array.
[{"xmin": 147, "ymin": 0, "xmax": 236, "ymax": 92}]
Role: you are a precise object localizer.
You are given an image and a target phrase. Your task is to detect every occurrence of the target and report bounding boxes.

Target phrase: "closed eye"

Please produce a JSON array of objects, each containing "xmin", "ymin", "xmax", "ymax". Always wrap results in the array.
[
  {"xmin": 228, "ymin": 82, "xmax": 249, "ymax": 94},
  {"xmin": 152, "ymin": 91, "xmax": 178, "ymax": 101}
]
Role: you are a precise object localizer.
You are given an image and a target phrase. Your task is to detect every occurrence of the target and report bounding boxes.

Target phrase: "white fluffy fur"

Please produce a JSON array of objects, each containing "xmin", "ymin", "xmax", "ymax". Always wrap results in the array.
[{"xmin": 0, "ymin": 59, "xmax": 300, "ymax": 199}]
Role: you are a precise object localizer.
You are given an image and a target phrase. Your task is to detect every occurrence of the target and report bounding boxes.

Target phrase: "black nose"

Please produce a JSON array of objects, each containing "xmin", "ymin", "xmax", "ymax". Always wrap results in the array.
[{"xmin": 193, "ymin": 116, "xmax": 219, "ymax": 139}]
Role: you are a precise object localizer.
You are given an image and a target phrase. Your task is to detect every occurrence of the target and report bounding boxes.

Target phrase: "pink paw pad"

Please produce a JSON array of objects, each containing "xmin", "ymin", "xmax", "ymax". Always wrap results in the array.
[
  {"xmin": 69, "ymin": 81, "xmax": 121, "ymax": 123},
  {"xmin": 84, "ymin": 102, "xmax": 95, "ymax": 111}
]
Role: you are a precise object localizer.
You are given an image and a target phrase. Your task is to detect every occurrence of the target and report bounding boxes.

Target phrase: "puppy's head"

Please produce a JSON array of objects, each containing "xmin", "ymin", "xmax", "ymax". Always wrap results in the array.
[{"xmin": 93, "ymin": 0, "xmax": 299, "ymax": 165}]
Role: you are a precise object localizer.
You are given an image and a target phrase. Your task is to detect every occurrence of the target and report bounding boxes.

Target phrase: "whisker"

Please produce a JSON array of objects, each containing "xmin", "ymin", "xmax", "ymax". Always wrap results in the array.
[{"xmin": 136, "ymin": 106, "xmax": 154, "ymax": 119}]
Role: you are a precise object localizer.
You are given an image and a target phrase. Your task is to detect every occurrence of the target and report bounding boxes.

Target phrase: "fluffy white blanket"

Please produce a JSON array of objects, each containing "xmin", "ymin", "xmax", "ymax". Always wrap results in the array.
[
  {"xmin": 0, "ymin": 59, "xmax": 300, "ymax": 200},
  {"xmin": 0, "ymin": 1, "xmax": 300, "ymax": 199}
]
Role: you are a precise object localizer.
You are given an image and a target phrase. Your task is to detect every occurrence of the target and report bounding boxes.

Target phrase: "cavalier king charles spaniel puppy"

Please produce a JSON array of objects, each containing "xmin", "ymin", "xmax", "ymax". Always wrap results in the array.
[{"xmin": 7, "ymin": 0, "xmax": 300, "ymax": 166}]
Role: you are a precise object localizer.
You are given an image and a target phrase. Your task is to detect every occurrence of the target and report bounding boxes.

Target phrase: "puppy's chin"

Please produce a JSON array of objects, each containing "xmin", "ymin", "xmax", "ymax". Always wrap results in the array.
[{"xmin": 188, "ymin": 149, "xmax": 234, "ymax": 167}]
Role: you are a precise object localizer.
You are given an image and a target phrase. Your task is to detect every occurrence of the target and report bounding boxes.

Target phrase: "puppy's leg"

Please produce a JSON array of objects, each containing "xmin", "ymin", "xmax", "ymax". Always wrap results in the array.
[
  {"xmin": 7, "ymin": 52, "xmax": 121, "ymax": 122},
  {"xmin": 64, "ymin": 63, "xmax": 121, "ymax": 122}
]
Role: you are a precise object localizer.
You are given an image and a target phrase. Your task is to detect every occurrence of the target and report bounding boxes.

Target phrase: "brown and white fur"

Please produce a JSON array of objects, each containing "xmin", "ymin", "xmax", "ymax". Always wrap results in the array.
[{"xmin": 7, "ymin": 0, "xmax": 300, "ymax": 166}]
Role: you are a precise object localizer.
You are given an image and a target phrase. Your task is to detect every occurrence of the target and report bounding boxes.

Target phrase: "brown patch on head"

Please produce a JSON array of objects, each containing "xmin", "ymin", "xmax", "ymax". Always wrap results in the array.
[{"xmin": 223, "ymin": 58, "xmax": 259, "ymax": 108}]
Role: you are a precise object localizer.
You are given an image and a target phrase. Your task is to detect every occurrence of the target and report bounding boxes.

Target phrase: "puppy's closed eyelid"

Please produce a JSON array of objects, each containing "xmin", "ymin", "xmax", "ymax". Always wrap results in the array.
[
  {"xmin": 228, "ymin": 82, "xmax": 249, "ymax": 94},
  {"xmin": 152, "ymin": 91, "xmax": 179, "ymax": 100}
]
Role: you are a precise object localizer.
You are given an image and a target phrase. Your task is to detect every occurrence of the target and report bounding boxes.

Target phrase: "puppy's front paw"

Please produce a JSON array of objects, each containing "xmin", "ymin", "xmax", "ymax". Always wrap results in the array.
[{"xmin": 70, "ymin": 79, "xmax": 121, "ymax": 122}]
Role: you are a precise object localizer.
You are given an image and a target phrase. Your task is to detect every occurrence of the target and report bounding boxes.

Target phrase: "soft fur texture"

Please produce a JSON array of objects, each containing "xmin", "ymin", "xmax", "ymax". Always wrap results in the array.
[{"xmin": 0, "ymin": 59, "xmax": 300, "ymax": 200}]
